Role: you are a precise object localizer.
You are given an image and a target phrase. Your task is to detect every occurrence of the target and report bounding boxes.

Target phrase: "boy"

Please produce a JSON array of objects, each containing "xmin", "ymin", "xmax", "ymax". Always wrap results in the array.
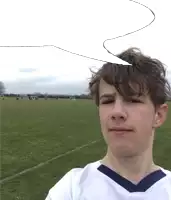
[{"xmin": 45, "ymin": 47, "xmax": 171, "ymax": 200}]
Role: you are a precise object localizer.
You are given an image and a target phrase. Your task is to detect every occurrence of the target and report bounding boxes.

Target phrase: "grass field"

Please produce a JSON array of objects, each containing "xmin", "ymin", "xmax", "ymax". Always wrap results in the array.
[{"xmin": 0, "ymin": 99, "xmax": 171, "ymax": 200}]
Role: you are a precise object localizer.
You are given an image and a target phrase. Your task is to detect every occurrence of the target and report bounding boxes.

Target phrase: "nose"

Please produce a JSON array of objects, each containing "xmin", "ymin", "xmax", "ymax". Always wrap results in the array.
[{"xmin": 110, "ymin": 100, "xmax": 127, "ymax": 123}]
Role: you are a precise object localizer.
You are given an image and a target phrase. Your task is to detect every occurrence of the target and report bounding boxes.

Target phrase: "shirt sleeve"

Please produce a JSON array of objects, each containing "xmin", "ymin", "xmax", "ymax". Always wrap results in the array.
[{"xmin": 45, "ymin": 169, "xmax": 79, "ymax": 200}]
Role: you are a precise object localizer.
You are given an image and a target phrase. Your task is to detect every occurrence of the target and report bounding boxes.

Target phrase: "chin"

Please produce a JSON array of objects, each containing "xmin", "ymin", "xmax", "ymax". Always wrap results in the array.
[{"xmin": 111, "ymin": 145, "xmax": 137, "ymax": 157}]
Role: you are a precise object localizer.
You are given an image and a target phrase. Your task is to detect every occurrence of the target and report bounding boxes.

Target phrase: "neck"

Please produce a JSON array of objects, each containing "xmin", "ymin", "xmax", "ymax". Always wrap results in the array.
[{"xmin": 101, "ymin": 147, "xmax": 159, "ymax": 183}]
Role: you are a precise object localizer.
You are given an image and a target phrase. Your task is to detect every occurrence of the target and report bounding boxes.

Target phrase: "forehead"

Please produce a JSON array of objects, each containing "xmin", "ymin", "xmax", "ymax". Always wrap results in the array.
[
  {"xmin": 99, "ymin": 79, "xmax": 118, "ymax": 96},
  {"xmin": 99, "ymin": 79, "xmax": 149, "ymax": 100}
]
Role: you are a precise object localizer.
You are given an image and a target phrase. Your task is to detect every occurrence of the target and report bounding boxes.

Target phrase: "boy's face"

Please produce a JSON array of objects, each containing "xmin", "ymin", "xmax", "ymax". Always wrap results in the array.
[{"xmin": 98, "ymin": 79, "xmax": 168, "ymax": 157}]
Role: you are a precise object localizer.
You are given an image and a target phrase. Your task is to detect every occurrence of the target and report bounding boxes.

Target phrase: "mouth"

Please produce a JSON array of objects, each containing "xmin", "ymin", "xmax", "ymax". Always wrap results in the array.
[{"xmin": 108, "ymin": 128, "xmax": 133, "ymax": 134}]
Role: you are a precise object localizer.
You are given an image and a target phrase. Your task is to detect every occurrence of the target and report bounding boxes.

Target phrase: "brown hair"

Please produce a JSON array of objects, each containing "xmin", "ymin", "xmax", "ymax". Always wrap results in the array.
[{"xmin": 88, "ymin": 47, "xmax": 171, "ymax": 108}]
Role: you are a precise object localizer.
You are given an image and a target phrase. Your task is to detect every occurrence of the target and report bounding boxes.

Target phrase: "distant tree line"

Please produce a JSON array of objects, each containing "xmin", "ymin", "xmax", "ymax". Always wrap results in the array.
[
  {"xmin": 0, "ymin": 81, "xmax": 5, "ymax": 95},
  {"xmin": 0, "ymin": 81, "xmax": 92, "ymax": 100},
  {"xmin": 1, "ymin": 93, "xmax": 92, "ymax": 100}
]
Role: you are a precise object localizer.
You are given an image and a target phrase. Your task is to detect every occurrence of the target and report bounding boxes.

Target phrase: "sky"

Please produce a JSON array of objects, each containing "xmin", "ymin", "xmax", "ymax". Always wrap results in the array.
[
  {"xmin": 0, "ymin": 0, "xmax": 171, "ymax": 94},
  {"xmin": 0, "ymin": 48, "xmax": 103, "ymax": 94}
]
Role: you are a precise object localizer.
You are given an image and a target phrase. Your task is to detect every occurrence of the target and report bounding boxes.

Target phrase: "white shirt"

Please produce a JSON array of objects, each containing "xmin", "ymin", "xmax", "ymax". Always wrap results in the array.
[{"xmin": 45, "ymin": 160, "xmax": 171, "ymax": 200}]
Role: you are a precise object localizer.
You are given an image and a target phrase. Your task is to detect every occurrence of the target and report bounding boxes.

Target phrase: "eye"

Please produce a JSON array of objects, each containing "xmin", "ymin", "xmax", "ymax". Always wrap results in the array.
[
  {"xmin": 101, "ymin": 99, "xmax": 114, "ymax": 104},
  {"xmin": 129, "ymin": 99, "xmax": 142, "ymax": 103}
]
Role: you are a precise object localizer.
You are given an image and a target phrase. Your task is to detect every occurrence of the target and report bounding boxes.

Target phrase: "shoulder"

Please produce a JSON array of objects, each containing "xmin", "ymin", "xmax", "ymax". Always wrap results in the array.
[
  {"xmin": 161, "ymin": 167, "xmax": 171, "ymax": 176},
  {"xmin": 45, "ymin": 160, "xmax": 101, "ymax": 200},
  {"xmin": 45, "ymin": 168, "xmax": 82, "ymax": 200},
  {"xmin": 160, "ymin": 167, "xmax": 171, "ymax": 184}
]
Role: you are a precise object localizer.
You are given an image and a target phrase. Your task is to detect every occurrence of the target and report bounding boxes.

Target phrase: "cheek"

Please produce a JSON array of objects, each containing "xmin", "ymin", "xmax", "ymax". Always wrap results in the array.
[
  {"xmin": 99, "ymin": 108, "xmax": 109, "ymax": 131},
  {"xmin": 99, "ymin": 107, "xmax": 109, "ymax": 122},
  {"xmin": 131, "ymin": 110, "xmax": 155, "ymax": 135}
]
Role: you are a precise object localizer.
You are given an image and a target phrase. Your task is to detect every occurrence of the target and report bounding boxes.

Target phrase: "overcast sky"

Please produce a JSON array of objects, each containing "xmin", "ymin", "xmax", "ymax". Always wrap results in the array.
[
  {"xmin": 0, "ymin": 48, "xmax": 103, "ymax": 94},
  {"xmin": 0, "ymin": 0, "xmax": 171, "ymax": 94}
]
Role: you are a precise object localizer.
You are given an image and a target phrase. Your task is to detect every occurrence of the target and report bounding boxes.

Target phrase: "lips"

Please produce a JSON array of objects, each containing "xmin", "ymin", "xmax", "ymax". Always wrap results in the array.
[
  {"xmin": 109, "ymin": 128, "xmax": 132, "ymax": 131},
  {"xmin": 108, "ymin": 127, "xmax": 133, "ymax": 134}
]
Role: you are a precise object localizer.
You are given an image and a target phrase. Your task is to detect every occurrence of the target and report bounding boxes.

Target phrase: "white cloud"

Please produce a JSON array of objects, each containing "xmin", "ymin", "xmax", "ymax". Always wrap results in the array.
[
  {"xmin": 0, "ymin": 47, "xmax": 99, "ymax": 94},
  {"xmin": 0, "ymin": 47, "xmax": 102, "ymax": 83}
]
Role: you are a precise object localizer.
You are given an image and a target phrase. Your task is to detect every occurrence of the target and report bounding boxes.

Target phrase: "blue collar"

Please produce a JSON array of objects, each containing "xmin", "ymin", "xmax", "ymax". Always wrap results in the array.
[{"xmin": 98, "ymin": 164, "xmax": 166, "ymax": 192}]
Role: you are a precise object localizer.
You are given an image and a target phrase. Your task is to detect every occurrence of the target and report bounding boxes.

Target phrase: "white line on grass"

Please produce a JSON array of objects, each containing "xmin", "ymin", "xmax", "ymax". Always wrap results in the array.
[{"xmin": 0, "ymin": 139, "xmax": 102, "ymax": 184}]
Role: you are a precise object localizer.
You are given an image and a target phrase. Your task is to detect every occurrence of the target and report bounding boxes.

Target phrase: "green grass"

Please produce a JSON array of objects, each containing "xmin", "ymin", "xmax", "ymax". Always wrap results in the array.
[{"xmin": 0, "ymin": 99, "xmax": 171, "ymax": 200}]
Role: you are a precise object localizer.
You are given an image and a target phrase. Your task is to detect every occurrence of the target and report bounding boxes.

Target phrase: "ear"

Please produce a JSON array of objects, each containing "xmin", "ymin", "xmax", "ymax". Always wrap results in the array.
[{"xmin": 153, "ymin": 103, "xmax": 168, "ymax": 128}]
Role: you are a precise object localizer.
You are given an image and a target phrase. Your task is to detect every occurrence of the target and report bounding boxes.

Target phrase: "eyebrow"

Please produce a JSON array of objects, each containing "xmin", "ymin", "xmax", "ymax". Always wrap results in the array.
[
  {"xmin": 99, "ymin": 93, "xmax": 145, "ymax": 101},
  {"xmin": 99, "ymin": 93, "xmax": 116, "ymax": 100}
]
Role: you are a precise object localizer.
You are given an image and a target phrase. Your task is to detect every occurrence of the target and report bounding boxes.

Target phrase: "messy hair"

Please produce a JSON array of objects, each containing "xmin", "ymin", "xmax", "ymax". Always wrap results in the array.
[{"xmin": 88, "ymin": 47, "xmax": 171, "ymax": 108}]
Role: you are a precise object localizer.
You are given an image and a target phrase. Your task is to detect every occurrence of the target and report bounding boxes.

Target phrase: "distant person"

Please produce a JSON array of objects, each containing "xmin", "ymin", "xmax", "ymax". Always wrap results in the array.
[{"xmin": 45, "ymin": 47, "xmax": 171, "ymax": 200}]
